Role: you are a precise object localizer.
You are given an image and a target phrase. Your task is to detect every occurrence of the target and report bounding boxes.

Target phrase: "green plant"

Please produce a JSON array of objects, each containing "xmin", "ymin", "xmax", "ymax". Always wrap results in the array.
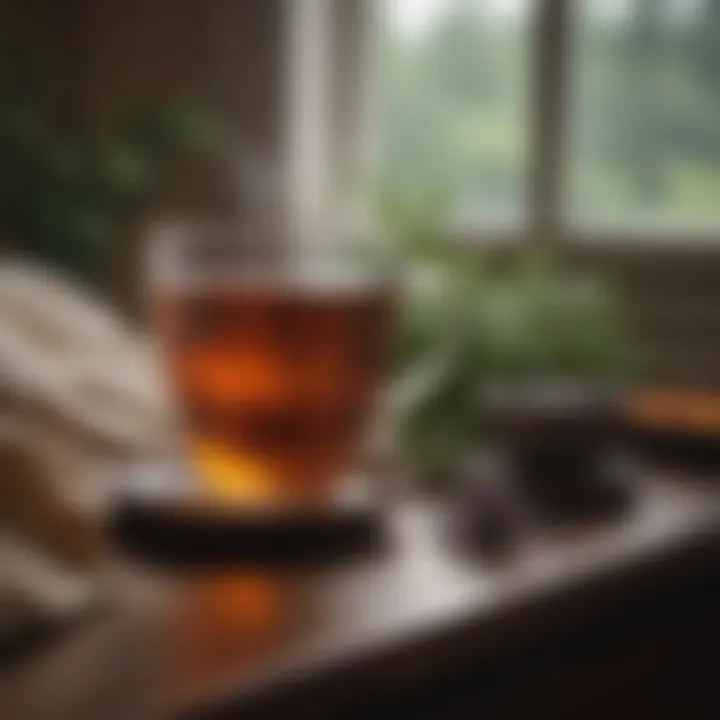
[
  {"xmin": 376, "ymin": 186, "xmax": 634, "ymax": 485},
  {"xmin": 0, "ymin": 98, "xmax": 223, "ymax": 279},
  {"xmin": 374, "ymin": 182, "xmax": 467, "ymax": 371},
  {"xmin": 467, "ymin": 251, "xmax": 634, "ymax": 383},
  {"xmin": 0, "ymin": 40, "xmax": 224, "ymax": 279}
]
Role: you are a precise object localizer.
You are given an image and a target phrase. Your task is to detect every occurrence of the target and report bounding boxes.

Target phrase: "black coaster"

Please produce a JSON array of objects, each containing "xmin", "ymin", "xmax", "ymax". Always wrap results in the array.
[{"xmin": 109, "ymin": 462, "xmax": 386, "ymax": 569}]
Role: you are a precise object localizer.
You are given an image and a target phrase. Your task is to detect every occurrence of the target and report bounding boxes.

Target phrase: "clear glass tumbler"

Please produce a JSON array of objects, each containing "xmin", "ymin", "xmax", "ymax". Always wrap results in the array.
[{"xmin": 147, "ymin": 221, "xmax": 394, "ymax": 512}]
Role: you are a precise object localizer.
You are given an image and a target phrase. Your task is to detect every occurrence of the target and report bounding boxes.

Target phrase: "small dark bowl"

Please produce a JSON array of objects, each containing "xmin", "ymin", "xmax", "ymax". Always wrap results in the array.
[{"xmin": 482, "ymin": 379, "xmax": 628, "ymax": 517}]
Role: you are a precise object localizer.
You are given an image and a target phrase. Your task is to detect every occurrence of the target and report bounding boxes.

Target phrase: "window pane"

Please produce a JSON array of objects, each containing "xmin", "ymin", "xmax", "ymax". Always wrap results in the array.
[
  {"xmin": 570, "ymin": 0, "xmax": 720, "ymax": 231},
  {"xmin": 378, "ymin": 0, "xmax": 533, "ymax": 227}
]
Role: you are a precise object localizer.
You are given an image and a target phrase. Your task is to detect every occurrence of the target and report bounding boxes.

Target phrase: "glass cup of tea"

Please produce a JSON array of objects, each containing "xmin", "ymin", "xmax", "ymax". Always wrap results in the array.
[{"xmin": 147, "ymin": 222, "xmax": 394, "ymax": 512}]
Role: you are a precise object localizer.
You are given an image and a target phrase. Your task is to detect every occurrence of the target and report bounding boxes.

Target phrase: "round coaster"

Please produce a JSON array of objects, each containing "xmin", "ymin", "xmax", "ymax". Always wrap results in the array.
[{"xmin": 109, "ymin": 461, "xmax": 386, "ymax": 568}]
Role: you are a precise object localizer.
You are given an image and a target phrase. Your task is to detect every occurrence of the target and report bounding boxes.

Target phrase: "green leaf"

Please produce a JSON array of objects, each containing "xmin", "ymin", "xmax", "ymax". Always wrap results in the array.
[{"xmin": 97, "ymin": 144, "xmax": 153, "ymax": 199}]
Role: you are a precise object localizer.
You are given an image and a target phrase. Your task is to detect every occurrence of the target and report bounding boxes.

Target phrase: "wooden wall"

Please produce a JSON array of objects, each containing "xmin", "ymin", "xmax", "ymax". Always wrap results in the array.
[
  {"xmin": 80, "ymin": 0, "xmax": 283, "ymax": 213},
  {"xmin": 2, "ymin": 0, "xmax": 283, "ymax": 202},
  {"xmin": 569, "ymin": 248, "xmax": 720, "ymax": 387},
  {"xmin": 1, "ymin": 0, "xmax": 284, "ymax": 309}
]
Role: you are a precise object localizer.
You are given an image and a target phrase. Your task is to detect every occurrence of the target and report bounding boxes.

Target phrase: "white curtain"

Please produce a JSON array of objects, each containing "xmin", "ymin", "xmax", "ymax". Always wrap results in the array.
[{"xmin": 284, "ymin": 0, "xmax": 378, "ymax": 244}]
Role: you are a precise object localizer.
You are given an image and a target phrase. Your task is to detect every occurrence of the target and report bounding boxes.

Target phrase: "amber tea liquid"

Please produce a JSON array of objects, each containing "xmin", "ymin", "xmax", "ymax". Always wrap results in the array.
[{"xmin": 156, "ymin": 280, "xmax": 391, "ymax": 508}]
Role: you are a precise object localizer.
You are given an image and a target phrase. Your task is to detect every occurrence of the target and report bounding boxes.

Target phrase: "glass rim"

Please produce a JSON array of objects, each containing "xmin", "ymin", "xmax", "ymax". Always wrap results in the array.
[{"xmin": 145, "ymin": 219, "xmax": 396, "ymax": 291}]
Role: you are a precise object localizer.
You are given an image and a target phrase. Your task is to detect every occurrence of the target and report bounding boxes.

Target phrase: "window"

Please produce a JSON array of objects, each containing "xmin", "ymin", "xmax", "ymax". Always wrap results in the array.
[
  {"xmin": 379, "ymin": 0, "xmax": 534, "ymax": 228},
  {"xmin": 571, "ymin": 0, "xmax": 720, "ymax": 232},
  {"xmin": 378, "ymin": 0, "xmax": 720, "ymax": 243}
]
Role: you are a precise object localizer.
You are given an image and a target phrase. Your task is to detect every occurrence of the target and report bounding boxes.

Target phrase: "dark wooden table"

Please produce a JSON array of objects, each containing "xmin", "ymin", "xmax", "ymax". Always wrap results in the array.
[{"xmin": 1, "ymin": 475, "xmax": 718, "ymax": 720}]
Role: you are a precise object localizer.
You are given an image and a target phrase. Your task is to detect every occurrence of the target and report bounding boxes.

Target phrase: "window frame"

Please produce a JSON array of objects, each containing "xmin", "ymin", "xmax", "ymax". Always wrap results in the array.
[
  {"xmin": 533, "ymin": 0, "xmax": 720, "ymax": 254},
  {"xmin": 291, "ymin": 0, "xmax": 720, "ymax": 256}
]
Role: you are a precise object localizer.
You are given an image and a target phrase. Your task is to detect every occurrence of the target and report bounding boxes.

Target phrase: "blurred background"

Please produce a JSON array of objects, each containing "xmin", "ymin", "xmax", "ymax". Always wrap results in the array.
[{"xmin": 0, "ymin": 1, "xmax": 719, "ymax": 718}]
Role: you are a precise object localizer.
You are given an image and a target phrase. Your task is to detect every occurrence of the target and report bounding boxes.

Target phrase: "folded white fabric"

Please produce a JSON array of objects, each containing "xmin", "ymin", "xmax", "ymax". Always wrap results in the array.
[
  {"xmin": 0, "ymin": 261, "xmax": 173, "ymax": 454},
  {"xmin": 0, "ymin": 259, "xmax": 173, "ymax": 647}
]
